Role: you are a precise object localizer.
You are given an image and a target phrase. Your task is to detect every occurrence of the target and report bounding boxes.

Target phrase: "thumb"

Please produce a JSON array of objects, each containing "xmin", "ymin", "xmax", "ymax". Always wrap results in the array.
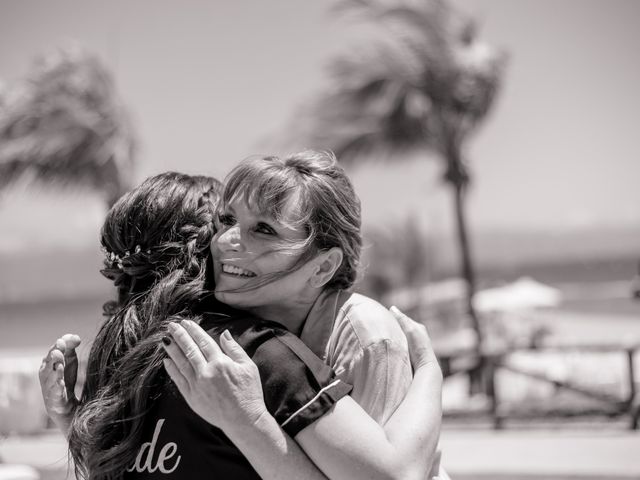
[
  {"xmin": 219, "ymin": 330, "xmax": 251, "ymax": 363},
  {"xmin": 390, "ymin": 305, "xmax": 415, "ymax": 332},
  {"xmin": 61, "ymin": 333, "xmax": 81, "ymax": 351}
]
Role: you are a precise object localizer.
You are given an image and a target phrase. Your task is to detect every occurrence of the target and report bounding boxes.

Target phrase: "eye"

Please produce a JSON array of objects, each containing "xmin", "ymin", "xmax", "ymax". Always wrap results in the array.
[
  {"xmin": 217, "ymin": 213, "xmax": 236, "ymax": 227},
  {"xmin": 254, "ymin": 222, "xmax": 276, "ymax": 235}
]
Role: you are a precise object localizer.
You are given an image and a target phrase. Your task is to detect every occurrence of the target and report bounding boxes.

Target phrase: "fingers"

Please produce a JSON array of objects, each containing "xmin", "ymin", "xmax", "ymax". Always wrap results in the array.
[
  {"xmin": 61, "ymin": 334, "xmax": 81, "ymax": 354},
  {"xmin": 44, "ymin": 357, "xmax": 65, "ymax": 389},
  {"xmin": 391, "ymin": 306, "xmax": 432, "ymax": 338},
  {"xmin": 167, "ymin": 322, "xmax": 207, "ymax": 370},
  {"xmin": 180, "ymin": 319, "xmax": 223, "ymax": 363},
  {"xmin": 41, "ymin": 362, "xmax": 64, "ymax": 393},
  {"xmin": 40, "ymin": 334, "xmax": 81, "ymax": 371},
  {"xmin": 42, "ymin": 363, "xmax": 69, "ymax": 414},
  {"xmin": 162, "ymin": 328, "xmax": 197, "ymax": 380},
  {"xmin": 390, "ymin": 305, "xmax": 421, "ymax": 330},
  {"xmin": 219, "ymin": 330, "xmax": 250, "ymax": 363},
  {"xmin": 163, "ymin": 358, "xmax": 190, "ymax": 397},
  {"xmin": 40, "ymin": 346, "xmax": 56, "ymax": 378},
  {"xmin": 390, "ymin": 306, "xmax": 437, "ymax": 370},
  {"xmin": 55, "ymin": 363, "xmax": 65, "ymax": 385},
  {"xmin": 41, "ymin": 341, "xmax": 65, "ymax": 374},
  {"xmin": 39, "ymin": 336, "xmax": 82, "ymax": 415},
  {"xmin": 50, "ymin": 349, "xmax": 64, "ymax": 370}
]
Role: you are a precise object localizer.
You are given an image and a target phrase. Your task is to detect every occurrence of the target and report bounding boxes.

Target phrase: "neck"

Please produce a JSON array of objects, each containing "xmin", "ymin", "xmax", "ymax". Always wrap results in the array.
[{"xmin": 247, "ymin": 291, "xmax": 321, "ymax": 336}]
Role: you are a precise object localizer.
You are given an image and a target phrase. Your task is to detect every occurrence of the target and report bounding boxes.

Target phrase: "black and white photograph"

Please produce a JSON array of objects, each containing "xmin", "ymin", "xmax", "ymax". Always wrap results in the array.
[{"xmin": 0, "ymin": 1, "xmax": 639, "ymax": 479}]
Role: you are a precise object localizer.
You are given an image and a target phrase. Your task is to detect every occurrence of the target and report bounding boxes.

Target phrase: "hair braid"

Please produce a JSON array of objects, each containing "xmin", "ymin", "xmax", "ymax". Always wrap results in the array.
[{"xmin": 68, "ymin": 172, "xmax": 221, "ymax": 480}]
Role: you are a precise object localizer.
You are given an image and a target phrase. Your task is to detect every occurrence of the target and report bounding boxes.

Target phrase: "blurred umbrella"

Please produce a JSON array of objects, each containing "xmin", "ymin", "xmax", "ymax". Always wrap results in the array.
[
  {"xmin": 284, "ymin": 0, "xmax": 506, "ymax": 349},
  {"xmin": 474, "ymin": 277, "xmax": 563, "ymax": 312},
  {"xmin": 0, "ymin": 46, "xmax": 137, "ymax": 207}
]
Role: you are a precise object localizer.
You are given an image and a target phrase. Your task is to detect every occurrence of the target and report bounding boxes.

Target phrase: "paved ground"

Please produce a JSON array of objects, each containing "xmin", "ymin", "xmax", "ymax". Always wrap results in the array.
[
  {"xmin": 1, "ymin": 425, "xmax": 639, "ymax": 479},
  {"xmin": 439, "ymin": 426, "xmax": 640, "ymax": 479}
]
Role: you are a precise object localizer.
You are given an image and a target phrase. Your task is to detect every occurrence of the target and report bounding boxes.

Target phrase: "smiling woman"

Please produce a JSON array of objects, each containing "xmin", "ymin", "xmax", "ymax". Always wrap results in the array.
[
  {"xmin": 200, "ymin": 151, "xmax": 447, "ymax": 478},
  {"xmin": 37, "ymin": 172, "xmax": 358, "ymax": 480},
  {"xmin": 37, "ymin": 157, "xmax": 444, "ymax": 480},
  {"xmin": 212, "ymin": 197, "xmax": 323, "ymax": 329},
  {"xmin": 211, "ymin": 152, "xmax": 361, "ymax": 335}
]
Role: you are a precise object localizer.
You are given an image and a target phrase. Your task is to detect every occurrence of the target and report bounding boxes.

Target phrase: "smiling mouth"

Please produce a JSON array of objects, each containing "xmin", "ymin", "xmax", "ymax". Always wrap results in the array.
[{"xmin": 221, "ymin": 263, "xmax": 257, "ymax": 278}]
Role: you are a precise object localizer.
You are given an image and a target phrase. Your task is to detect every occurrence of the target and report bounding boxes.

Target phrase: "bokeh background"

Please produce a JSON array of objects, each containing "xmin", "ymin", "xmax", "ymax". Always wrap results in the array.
[{"xmin": 1, "ymin": 1, "xmax": 639, "ymax": 479}]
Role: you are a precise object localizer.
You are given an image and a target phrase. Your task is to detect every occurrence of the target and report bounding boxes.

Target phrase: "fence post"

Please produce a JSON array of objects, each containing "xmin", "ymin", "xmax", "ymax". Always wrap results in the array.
[
  {"xmin": 485, "ymin": 354, "xmax": 503, "ymax": 429},
  {"xmin": 628, "ymin": 347, "xmax": 639, "ymax": 430}
]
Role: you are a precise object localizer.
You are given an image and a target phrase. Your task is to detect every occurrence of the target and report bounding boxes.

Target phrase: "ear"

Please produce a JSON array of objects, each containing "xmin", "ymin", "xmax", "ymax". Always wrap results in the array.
[{"xmin": 309, "ymin": 247, "xmax": 343, "ymax": 289}]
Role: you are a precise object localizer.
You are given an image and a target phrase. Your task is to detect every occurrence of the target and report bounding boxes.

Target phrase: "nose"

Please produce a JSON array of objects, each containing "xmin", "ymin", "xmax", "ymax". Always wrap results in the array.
[{"xmin": 215, "ymin": 225, "xmax": 244, "ymax": 253}]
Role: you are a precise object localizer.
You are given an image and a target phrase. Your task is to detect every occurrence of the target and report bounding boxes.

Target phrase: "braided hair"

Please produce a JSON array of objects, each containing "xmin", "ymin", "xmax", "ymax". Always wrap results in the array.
[{"xmin": 68, "ymin": 172, "xmax": 221, "ymax": 480}]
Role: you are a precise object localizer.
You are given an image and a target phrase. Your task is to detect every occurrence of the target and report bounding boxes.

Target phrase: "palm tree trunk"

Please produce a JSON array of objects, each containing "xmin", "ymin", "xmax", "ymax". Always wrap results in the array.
[
  {"xmin": 441, "ymin": 131, "xmax": 483, "ymax": 351},
  {"xmin": 443, "ymin": 138, "xmax": 486, "ymax": 394},
  {"xmin": 451, "ymin": 182, "xmax": 482, "ymax": 347}
]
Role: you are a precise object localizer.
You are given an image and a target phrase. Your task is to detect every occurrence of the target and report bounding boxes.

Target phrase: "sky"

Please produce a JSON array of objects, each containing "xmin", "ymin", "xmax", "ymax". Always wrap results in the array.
[{"xmin": 0, "ymin": 0, "xmax": 639, "ymax": 253}]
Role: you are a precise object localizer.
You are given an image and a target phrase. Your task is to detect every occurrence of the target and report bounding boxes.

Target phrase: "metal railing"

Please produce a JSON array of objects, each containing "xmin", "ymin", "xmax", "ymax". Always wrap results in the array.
[{"xmin": 439, "ymin": 343, "xmax": 640, "ymax": 429}]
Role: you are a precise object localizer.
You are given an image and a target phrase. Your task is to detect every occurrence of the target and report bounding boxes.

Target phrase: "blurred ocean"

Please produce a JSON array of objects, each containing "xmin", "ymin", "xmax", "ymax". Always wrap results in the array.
[
  {"xmin": 0, "ymin": 247, "xmax": 108, "ymax": 355},
  {"xmin": 0, "ymin": 238, "xmax": 638, "ymax": 441},
  {"xmin": 0, "ymin": 241, "xmax": 638, "ymax": 353}
]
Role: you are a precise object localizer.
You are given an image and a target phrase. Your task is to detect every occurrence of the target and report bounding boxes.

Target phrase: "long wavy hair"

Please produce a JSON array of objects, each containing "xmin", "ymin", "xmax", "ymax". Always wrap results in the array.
[{"xmin": 68, "ymin": 172, "xmax": 221, "ymax": 479}]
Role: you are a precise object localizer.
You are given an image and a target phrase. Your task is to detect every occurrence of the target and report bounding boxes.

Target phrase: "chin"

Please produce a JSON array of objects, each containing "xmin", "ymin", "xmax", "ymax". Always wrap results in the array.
[{"xmin": 214, "ymin": 289, "xmax": 253, "ymax": 308}]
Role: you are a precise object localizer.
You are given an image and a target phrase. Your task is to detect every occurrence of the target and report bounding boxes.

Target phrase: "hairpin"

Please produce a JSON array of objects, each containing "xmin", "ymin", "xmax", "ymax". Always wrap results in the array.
[{"xmin": 102, "ymin": 245, "xmax": 149, "ymax": 270}]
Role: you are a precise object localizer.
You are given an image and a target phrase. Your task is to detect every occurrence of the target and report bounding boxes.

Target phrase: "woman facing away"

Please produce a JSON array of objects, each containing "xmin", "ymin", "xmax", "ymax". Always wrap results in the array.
[
  {"xmin": 164, "ymin": 150, "xmax": 447, "ymax": 478},
  {"xmin": 39, "ymin": 169, "xmax": 443, "ymax": 479}
]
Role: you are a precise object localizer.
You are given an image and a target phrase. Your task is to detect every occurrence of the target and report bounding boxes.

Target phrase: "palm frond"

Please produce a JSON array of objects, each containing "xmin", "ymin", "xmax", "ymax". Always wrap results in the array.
[
  {"xmin": 0, "ymin": 46, "xmax": 137, "ymax": 206},
  {"xmin": 281, "ymin": 0, "xmax": 506, "ymax": 167}
]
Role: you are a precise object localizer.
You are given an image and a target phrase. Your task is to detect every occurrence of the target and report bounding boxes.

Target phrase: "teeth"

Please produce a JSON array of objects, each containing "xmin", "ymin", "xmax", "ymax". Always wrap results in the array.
[{"xmin": 222, "ymin": 263, "xmax": 256, "ymax": 278}]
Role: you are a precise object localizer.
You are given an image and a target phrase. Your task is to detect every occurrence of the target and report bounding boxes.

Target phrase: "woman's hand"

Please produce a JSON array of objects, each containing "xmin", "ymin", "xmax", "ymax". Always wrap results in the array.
[
  {"xmin": 162, "ymin": 320, "xmax": 269, "ymax": 433},
  {"xmin": 38, "ymin": 334, "xmax": 81, "ymax": 434},
  {"xmin": 390, "ymin": 307, "xmax": 445, "ymax": 480},
  {"xmin": 390, "ymin": 306, "xmax": 439, "ymax": 371}
]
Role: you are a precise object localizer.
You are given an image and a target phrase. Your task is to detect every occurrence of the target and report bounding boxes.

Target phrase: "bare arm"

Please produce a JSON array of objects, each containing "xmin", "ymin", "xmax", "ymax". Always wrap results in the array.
[
  {"xmin": 164, "ymin": 314, "xmax": 442, "ymax": 480},
  {"xmin": 221, "ymin": 409, "xmax": 330, "ymax": 480},
  {"xmin": 294, "ymin": 307, "xmax": 442, "ymax": 480},
  {"xmin": 162, "ymin": 324, "xmax": 329, "ymax": 480}
]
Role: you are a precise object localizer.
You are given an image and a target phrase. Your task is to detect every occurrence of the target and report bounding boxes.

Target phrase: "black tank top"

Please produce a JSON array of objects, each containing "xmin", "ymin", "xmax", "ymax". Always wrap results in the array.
[{"xmin": 123, "ymin": 305, "xmax": 351, "ymax": 479}]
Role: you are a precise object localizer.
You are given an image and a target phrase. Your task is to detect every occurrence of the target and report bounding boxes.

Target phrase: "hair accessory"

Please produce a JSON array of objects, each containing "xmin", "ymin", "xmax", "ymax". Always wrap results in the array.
[{"xmin": 102, "ymin": 245, "xmax": 148, "ymax": 270}]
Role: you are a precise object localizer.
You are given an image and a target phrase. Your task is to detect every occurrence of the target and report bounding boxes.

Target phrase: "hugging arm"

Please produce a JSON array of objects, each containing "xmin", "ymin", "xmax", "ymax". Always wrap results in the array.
[
  {"xmin": 294, "ymin": 308, "xmax": 442, "ymax": 480},
  {"xmin": 163, "ymin": 312, "xmax": 442, "ymax": 480},
  {"xmin": 162, "ymin": 325, "xmax": 330, "ymax": 480}
]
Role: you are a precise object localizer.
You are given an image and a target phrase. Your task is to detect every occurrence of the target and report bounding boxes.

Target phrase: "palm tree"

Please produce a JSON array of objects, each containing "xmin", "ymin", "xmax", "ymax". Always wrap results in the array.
[
  {"xmin": 285, "ymin": 0, "xmax": 506, "ymax": 356},
  {"xmin": 0, "ymin": 46, "xmax": 137, "ymax": 207}
]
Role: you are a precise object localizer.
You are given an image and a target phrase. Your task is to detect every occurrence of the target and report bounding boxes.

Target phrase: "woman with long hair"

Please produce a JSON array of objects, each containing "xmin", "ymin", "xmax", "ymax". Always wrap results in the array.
[
  {"xmin": 164, "ymin": 151, "xmax": 446, "ymax": 478},
  {"xmin": 41, "ymin": 172, "xmax": 347, "ymax": 478},
  {"xmin": 40, "ymin": 167, "xmax": 443, "ymax": 479}
]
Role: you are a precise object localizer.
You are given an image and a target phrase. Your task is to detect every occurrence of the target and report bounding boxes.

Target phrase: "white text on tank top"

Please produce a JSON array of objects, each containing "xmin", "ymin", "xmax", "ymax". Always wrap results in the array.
[{"xmin": 126, "ymin": 419, "xmax": 181, "ymax": 474}]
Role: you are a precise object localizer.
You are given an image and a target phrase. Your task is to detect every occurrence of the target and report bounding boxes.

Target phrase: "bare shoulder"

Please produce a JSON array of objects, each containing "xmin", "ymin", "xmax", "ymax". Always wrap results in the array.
[{"xmin": 337, "ymin": 292, "xmax": 408, "ymax": 348}]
